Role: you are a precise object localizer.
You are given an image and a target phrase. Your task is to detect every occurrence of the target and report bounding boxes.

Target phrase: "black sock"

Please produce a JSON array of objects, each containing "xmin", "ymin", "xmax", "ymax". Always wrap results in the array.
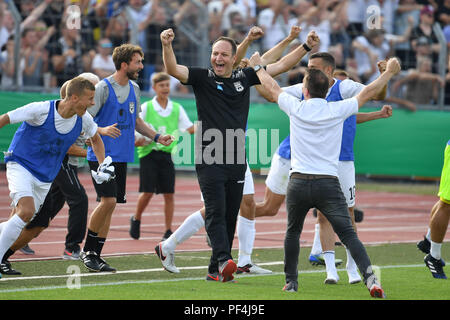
[
  {"xmin": 2, "ymin": 249, "xmax": 15, "ymax": 263},
  {"xmin": 96, "ymin": 237, "xmax": 106, "ymax": 257},
  {"xmin": 83, "ymin": 229, "xmax": 98, "ymax": 253}
]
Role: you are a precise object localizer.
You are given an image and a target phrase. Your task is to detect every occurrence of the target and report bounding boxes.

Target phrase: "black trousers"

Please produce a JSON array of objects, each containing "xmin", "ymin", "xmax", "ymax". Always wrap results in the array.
[
  {"xmin": 284, "ymin": 174, "xmax": 375, "ymax": 285},
  {"xmin": 28, "ymin": 161, "xmax": 88, "ymax": 251},
  {"xmin": 196, "ymin": 163, "xmax": 246, "ymax": 273}
]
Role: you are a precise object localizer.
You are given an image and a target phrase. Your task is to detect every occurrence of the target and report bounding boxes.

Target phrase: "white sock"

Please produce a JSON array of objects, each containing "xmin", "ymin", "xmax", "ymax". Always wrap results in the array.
[
  {"xmin": 426, "ymin": 229, "xmax": 431, "ymax": 241},
  {"xmin": 430, "ymin": 240, "xmax": 442, "ymax": 260},
  {"xmin": 323, "ymin": 250, "xmax": 337, "ymax": 275},
  {"xmin": 237, "ymin": 215, "xmax": 255, "ymax": 267},
  {"xmin": 310, "ymin": 223, "xmax": 322, "ymax": 255},
  {"xmin": 0, "ymin": 215, "xmax": 27, "ymax": 261},
  {"xmin": 162, "ymin": 210, "xmax": 204, "ymax": 253},
  {"xmin": 346, "ymin": 248, "xmax": 358, "ymax": 273}
]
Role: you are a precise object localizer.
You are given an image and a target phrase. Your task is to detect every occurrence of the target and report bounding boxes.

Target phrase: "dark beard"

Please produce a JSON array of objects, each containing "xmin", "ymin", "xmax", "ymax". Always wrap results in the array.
[{"xmin": 126, "ymin": 71, "xmax": 138, "ymax": 80}]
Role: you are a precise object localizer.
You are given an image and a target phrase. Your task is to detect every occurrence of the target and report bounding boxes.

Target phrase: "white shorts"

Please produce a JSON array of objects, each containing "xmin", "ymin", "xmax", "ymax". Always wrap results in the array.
[
  {"xmin": 337, "ymin": 160, "xmax": 356, "ymax": 207},
  {"xmin": 6, "ymin": 162, "xmax": 52, "ymax": 214},
  {"xmin": 265, "ymin": 152, "xmax": 290, "ymax": 195},
  {"xmin": 200, "ymin": 162, "xmax": 254, "ymax": 201}
]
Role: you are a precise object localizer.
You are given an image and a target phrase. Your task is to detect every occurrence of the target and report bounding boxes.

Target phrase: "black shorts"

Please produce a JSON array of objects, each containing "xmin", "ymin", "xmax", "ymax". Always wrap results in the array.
[
  {"xmin": 139, "ymin": 151, "xmax": 175, "ymax": 194},
  {"xmin": 88, "ymin": 161, "xmax": 127, "ymax": 203}
]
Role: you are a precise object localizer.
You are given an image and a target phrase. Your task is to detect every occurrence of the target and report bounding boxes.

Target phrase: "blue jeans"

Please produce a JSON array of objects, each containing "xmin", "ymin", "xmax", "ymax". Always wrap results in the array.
[{"xmin": 284, "ymin": 175, "xmax": 374, "ymax": 284}]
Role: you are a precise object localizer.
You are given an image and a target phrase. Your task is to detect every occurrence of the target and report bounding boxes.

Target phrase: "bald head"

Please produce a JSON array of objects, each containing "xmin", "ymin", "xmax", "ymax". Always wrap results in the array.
[{"xmin": 60, "ymin": 73, "xmax": 100, "ymax": 99}]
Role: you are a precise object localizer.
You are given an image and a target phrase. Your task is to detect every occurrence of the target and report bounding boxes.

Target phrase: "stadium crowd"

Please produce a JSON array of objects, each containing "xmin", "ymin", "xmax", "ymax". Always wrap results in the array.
[{"xmin": 0, "ymin": 0, "xmax": 450, "ymax": 108}]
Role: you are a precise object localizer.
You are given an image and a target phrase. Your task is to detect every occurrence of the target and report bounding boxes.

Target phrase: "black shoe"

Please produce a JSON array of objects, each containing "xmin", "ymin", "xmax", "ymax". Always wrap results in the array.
[
  {"xmin": 354, "ymin": 208, "xmax": 364, "ymax": 223},
  {"xmin": 129, "ymin": 216, "xmax": 140, "ymax": 240},
  {"xmin": 19, "ymin": 244, "xmax": 35, "ymax": 255},
  {"xmin": 417, "ymin": 236, "xmax": 431, "ymax": 254},
  {"xmin": 0, "ymin": 260, "xmax": 21, "ymax": 275},
  {"xmin": 162, "ymin": 229, "xmax": 172, "ymax": 241},
  {"xmin": 282, "ymin": 281, "xmax": 298, "ymax": 292},
  {"xmin": 97, "ymin": 256, "xmax": 117, "ymax": 273},
  {"xmin": 80, "ymin": 251, "xmax": 101, "ymax": 272},
  {"xmin": 424, "ymin": 254, "xmax": 447, "ymax": 279}
]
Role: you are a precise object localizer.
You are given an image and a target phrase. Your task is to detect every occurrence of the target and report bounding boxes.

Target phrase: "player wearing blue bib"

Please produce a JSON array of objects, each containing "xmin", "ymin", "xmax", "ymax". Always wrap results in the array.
[{"xmin": 0, "ymin": 77, "xmax": 108, "ymax": 274}]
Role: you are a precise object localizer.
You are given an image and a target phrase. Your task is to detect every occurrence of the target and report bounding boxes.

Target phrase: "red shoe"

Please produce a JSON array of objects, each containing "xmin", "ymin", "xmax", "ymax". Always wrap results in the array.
[
  {"xmin": 369, "ymin": 284, "xmax": 387, "ymax": 298},
  {"xmin": 219, "ymin": 259, "xmax": 237, "ymax": 283}
]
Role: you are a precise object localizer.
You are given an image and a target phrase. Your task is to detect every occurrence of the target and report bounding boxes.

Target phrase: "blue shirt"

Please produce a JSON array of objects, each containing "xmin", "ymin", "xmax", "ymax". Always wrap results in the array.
[{"xmin": 5, "ymin": 101, "xmax": 82, "ymax": 182}]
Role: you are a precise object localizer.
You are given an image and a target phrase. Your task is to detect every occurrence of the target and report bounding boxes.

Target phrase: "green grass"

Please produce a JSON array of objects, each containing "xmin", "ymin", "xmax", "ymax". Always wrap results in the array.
[{"xmin": 1, "ymin": 243, "xmax": 448, "ymax": 300}]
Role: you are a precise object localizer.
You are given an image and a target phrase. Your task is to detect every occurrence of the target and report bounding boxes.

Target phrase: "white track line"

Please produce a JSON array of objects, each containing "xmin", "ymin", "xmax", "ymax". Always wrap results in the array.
[{"xmin": 0, "ymin": 263, "xmax": 426, "ymax": 293}]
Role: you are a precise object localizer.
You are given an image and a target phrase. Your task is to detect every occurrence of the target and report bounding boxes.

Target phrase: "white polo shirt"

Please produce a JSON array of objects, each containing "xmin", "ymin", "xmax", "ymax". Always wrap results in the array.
[{"xmin": 277, "ymin": 92, "xmax": 358, "ymax": 177}]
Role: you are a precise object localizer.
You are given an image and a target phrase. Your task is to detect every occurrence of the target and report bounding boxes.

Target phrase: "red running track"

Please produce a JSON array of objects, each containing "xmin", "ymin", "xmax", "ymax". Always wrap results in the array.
[{"xmin": 0, "ymin": 170, "xmax": 446, "ymax": 261}]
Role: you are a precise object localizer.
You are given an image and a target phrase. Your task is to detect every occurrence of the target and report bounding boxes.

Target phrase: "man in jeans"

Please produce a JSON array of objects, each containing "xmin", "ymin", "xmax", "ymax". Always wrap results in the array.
[{"xmin": 249, "ymin": 52, "xmax": 401, "ymax": 298}]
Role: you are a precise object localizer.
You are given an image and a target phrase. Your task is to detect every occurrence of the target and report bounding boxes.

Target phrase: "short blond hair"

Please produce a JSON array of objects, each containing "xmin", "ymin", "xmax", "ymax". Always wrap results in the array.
[
  {"xmin": 66, "ymin": 77, "xmax": 95, "ymax": 98},
  {"xmin": 61, "ymin": 73, "xmax": 100, "ymax": 99}
]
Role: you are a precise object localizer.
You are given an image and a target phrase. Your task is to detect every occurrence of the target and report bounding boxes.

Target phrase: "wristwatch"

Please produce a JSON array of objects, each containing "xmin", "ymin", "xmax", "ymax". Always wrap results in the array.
[{"xmin": 253, "ymin": 64, "xmax": 263, "ymax": 72}]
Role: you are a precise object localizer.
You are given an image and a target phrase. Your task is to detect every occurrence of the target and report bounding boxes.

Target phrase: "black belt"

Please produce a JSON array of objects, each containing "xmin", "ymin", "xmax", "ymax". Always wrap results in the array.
[{"xmin": 290, "ymin": 172, "xmax": 337, "ymax": 180}]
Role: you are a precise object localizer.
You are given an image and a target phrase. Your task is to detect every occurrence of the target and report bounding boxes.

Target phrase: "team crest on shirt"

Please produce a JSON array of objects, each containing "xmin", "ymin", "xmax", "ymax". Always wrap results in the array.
[
  {"xmin": 234, "ymin": 81, "xmax": 244, "ymax": 92},
  {"xmin": 129, "ymin": 102, "xmax": 135, "ymax": 114}
]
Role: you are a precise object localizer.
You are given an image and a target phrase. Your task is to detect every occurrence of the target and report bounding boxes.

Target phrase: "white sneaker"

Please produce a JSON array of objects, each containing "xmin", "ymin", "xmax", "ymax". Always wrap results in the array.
[
  {"xmin": 154, "ymin": 242, "xmax": 180, "ymax": 274},
  {"xmin": 347, "ymin": 269, "xmax": 362, "ymax": 284},
  {"xmin": 236, "ymin": 263, "xmax": 272, "ymax": 274},
  {"xmin": 324, "ymin": 272, "xmax": 340, "ymax": 284}
]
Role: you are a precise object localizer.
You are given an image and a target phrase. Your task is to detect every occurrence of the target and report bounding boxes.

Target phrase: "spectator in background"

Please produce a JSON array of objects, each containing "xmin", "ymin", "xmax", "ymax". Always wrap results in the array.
[
  {"xmin": 0, "ymin": 35, "xmax": 25, "ymax": 88},
  {"xmin": 92, "ymin": 38, "xmax": 116, "ymax": 79},
  {"xmin": 410, "ymin": 5, "xmax": 441, "ymax": 70},
  {"xmin": 346, "ymin": 0, "xmax": 366, "ymax": 39},
  {"xmin": 297, "ymin": 0, "xmax": 347, "ymax": 54},
  {"xmin": 105, "ymin": 13, "xmax": 130, "ymax": 48},
  {"xmin": 41, "ymin": 0, "xmax": 65, "ymax": 45},
  {"xmin": 392, "ymin": 55, "xmax": 445, "ymax": 106},
  {"xmin": 352, "ymin": 18, "xmax": 414, "ymax": 84},
  {"xmin": 49, "ymin": 21, "xmax": 84, "ymax": 87},
  {"xmin": 127, "ymin": 0, "xmax": 153, "ymax": 55},
  {"xmin": 22, "ymin": 28, "xmax": 44, "ymax": 86},
  {"xmin": 0, "ymin": 10, "xmax": 14, "ymax": 49},
  {"xmin": 436, "ymin": 0, "xmax": 450, "ymax": 28},
  {"xmin": 258, "ymin": 0, "xmax": 295, "ymax": 52},
  {"xmin": 394, "ymin": 0, "xmax": 422, "ymax": 70},
  {"xmin": 365, "ymin": 0, "xmax": 399, "ymax": 35},
  {"xmin": 144, "ymin": 4, "xmax": 175, "ymax": 90}
]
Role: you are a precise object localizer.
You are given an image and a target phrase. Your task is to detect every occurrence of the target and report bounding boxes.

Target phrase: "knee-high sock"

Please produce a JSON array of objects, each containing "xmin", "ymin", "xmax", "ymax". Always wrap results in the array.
[
  {"xmin": 310, "ymin": 223, "xmax": 322, "ymax": 255},
  {"xmin": 430, "ymin": 240, "xmax": 442, "ymax": 260},
  {"xmin": 324, "ymin": 250, "xmax": 337, "ymax": 276},
  {"xmin": 237, "ymin": 215, "xmax": 255, "ymax": 267},
  {"xmin": 0, "ymin": 215, "xmax": 27, "ymax": 262},
  {"xmin": 162, "ymin": 210, "xmax": 204, "ymax": 254}
]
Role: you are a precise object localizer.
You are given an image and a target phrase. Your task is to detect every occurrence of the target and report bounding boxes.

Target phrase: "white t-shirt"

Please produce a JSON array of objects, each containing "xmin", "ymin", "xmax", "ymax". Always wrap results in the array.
[
  {"xmin": 353, "ymin": 35, "xmax": 390, "ymax": 83},
  {"xmin": 277, "ymin": 93, "xmax": 359, "ymax": 177},
  {"xmin": 8, "ymin": 101, "xmax": 98, "ymax": 138},
  {"xmin": 208, "ymin": 1, "xmax": 245, "ymax": 31},
  {"xmin": 92, "ymin": 54, "xmax": 115, "ymax": 75},
  {"xmin": 257, "ymin": 9, "xmax": 296, "ymax": 51}
]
